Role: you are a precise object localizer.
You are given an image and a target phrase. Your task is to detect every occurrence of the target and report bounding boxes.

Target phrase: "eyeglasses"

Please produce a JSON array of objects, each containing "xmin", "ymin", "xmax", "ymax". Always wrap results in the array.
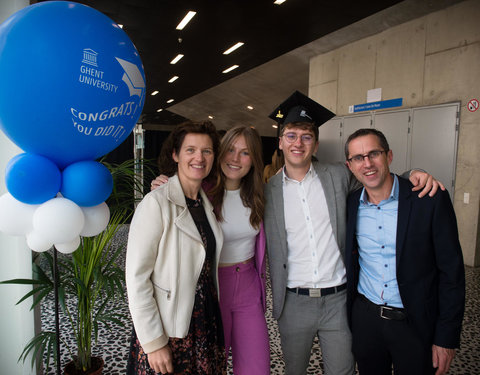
[
  {"xmin": 282, "ymin": 132, "xmax": 315, "ymax": 145},
  {"xmin": 347, "ymin": 150, "xmax": 386, "ymax": 164}
]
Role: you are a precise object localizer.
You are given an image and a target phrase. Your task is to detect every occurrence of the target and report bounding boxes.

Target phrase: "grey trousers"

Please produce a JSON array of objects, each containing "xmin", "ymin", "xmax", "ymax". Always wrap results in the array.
[{"xmin": 277, "ymin": 289, "xmax": 355, "ymax": 375}]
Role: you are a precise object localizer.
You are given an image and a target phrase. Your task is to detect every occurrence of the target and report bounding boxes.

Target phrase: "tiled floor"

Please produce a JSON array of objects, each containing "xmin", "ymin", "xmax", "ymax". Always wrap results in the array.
[{"xmin": 42, "ymin": 226, "xmax": 480, "ymax": 374}]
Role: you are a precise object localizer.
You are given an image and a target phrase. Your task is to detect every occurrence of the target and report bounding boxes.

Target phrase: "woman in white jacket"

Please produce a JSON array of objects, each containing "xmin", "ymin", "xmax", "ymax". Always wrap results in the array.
[{"xmin": 126, "ymin": 121, "xmax": 226, "ymax": 375}]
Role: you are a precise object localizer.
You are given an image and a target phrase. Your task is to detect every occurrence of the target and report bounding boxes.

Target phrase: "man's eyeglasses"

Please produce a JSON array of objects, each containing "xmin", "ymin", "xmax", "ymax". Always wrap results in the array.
[
  {"xmin": 282, "ymin": 132, "xmax": 315, "ymax": 145},
  {"xmin": 347, "ymin": 150, "xmax": 386, "ymax": 164}
]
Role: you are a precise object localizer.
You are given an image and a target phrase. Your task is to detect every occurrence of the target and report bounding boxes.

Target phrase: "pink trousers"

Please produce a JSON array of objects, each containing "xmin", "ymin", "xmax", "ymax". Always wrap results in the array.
[{"xmin": 218, "ymin": 260, "xmax": 270, "ymax": 374}]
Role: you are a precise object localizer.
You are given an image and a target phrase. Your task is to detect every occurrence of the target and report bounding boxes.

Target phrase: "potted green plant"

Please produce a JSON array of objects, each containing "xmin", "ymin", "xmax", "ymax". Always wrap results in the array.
[{"xmin": 1, "ymin": 158, "xmax": 155, "ymax": 374}]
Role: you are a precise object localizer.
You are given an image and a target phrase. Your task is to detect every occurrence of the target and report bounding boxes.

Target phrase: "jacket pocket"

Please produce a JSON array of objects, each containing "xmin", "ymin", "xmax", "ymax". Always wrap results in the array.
[{"xmin": 152, "ymin": 282, "xmax": 171, "ymax": 300}]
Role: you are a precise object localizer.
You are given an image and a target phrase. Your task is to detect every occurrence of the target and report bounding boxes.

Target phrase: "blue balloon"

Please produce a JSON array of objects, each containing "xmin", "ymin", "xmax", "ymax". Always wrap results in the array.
[
  {"xmin": 0, "ymin": 2, "xmax": 145, "ymax": 169},
  {"xmin": 5, "ymin": 153, "xmax": 61, "ymax": 204},
  {"xmin": 61, "ymin": 161, "xmax": 113, "ymax": 207}
]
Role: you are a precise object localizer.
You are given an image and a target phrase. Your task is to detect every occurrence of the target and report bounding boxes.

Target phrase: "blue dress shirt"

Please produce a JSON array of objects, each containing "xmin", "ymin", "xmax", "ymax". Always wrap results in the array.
[{"xmin": 356, "ymin": 175, "xmax": 403, "ymax": 308}]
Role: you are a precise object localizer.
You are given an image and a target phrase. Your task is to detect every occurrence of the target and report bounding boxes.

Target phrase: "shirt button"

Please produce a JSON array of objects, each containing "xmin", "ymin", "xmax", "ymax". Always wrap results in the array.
[
  {"xmin": 381, "ymin": 246, "xmax": 385, "ymax": 249},
  {"xmin": 236, "ymin": 267, "xmax": 240, "ymax": 272},
  {"xmin": 384, "ymin": 284, "xmax": 388, "ymax": 287},
  {"xmin": 377, "ymin": 207, "xmax": 381, "ymax": 210},
  {"xmin": 379, "ymin": 226, "xmax": 382, "ymax": 229},
  {"xmin": 384, "ymin": 264, "xmax": 388, "ymax": 268}
]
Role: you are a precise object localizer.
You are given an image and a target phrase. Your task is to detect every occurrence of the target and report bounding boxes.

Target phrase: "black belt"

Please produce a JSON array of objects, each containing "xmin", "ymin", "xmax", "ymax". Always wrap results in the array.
[
  {"xmin": 287, "ymin": 283, "xmax": 346, "ymax": 298},
  {"xmin": 358, "ymin": 294, "xmax": 406, "ymax": 321}
]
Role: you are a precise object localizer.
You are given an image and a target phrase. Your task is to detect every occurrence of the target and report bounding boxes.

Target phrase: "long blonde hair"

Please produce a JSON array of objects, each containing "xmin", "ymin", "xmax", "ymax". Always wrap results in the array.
[{"xmin": 209, "ymin": 126, "xmax": 264, "ymax": 229}]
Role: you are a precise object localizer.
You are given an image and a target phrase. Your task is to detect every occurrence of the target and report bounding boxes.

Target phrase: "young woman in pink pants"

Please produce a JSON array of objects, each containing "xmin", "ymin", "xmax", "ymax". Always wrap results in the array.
[
  {"xmin": 152, "ymin": 125, "xmax": 270, "ymax": 374},
  {"xmin": 209, "ymin": 126, "xmax": 270, "ymax": 374}
]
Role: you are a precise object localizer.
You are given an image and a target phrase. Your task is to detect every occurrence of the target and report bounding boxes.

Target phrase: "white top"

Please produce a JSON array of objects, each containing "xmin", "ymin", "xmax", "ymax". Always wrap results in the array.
[
  {"xmin": 282, "ymin": 164, "xmax": 346, "ymax": 288},
  {"xmin": 219, "ymin": 189, "xmax": 258, "ymax": 264}
]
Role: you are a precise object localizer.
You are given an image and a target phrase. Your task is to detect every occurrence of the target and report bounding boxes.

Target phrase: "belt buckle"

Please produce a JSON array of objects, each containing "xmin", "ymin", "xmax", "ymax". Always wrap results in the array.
[
  {"xmin": 380, "ymin": 305, "xmax": 393, "ymax": 320},
  {"xmin": 309, "ymin": 288, "xmax": 321, "ymax": 297}
]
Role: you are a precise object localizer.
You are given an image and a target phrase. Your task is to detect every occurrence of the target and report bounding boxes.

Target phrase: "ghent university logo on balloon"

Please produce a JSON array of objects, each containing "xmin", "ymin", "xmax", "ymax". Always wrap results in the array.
[{"xmin": 0, "ymin": 1, "xmax": 146, "ymax": 253}]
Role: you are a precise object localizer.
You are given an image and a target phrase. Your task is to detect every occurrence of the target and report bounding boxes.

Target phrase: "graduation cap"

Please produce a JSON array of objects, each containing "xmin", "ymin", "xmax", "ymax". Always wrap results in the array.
[{"xmin": 268, "ymin": 91, "xmax": 335, "ymax": 127}]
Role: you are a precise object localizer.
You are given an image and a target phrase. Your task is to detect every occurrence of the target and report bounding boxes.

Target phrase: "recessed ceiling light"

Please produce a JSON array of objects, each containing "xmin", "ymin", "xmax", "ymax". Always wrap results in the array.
[
  {"xmin": 151, "ymin": 91, "xmax": 159, "ymax": 96},
  {"xmin": 167, "ymin": 99, "xmax": 174, "ymax": 104},
  {"xmin": 247, "ymin": 105, "xmax": 254, "ymax": 110},
  {"xmin": 170, "ymin": 54, "xmax": 184, "ymax": 64},
  {"xmin": 157, "ymin": 109, "xmax": 163, "ymax": 112},
  {"xmin": 208, "ymin": 115, "xmax": 214, "ymax": 119},
  {"xmin": 272, "ymin": 124, "xmax": 278, "ymax": 129},
  {"xmin": 274, "ymin": 0, "xmax": 287, "ymax": 4},
  {"xmin": 222, "ymin": 65, "xmax": 239, "ymax": 74},
  {"xmin": 168, "ymin": 76, "xmax": 179, "ymax": 83},
  {"xmin": 118, "ymin": 24, "xmax": 124, "ymax": 29},
  {"xmin": 223, "ymin": 42, "xmax": 244, "ymax": 55},
  {"xmin": 176, "ymin": 11, "xmax": 196, "ymax": 30}
]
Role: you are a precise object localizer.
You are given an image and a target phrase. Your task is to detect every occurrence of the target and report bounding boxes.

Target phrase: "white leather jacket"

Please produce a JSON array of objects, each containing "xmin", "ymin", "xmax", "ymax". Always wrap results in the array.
[{"xmin": 125, "ymin": 174, "xmax": 223, "ymax": 353}]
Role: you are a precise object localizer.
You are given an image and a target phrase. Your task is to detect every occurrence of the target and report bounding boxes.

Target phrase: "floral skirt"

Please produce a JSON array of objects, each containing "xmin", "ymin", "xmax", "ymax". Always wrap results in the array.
[{"xmin": 126, "ymin": 260, "xmax": 226, "ymax": 375}]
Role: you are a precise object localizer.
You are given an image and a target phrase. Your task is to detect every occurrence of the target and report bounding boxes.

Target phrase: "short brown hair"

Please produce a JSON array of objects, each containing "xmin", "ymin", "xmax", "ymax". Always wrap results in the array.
[
  {"xmin": 158, "ymin": 121, "xmax": 219, "ymax": 179},
  {"xmin": 344, "ymin": 128, "xmax": 390, "ymax": 160}
]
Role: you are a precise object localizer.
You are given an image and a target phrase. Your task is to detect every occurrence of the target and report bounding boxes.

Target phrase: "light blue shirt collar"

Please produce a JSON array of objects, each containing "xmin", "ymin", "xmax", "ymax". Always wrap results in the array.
[{"xmin": 359, "ymin": 174, "xmax": 399, "ymax": 206}]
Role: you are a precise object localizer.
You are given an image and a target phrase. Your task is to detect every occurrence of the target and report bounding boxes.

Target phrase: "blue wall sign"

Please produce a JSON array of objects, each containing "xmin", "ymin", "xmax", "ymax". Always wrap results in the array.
[{"xmin": 349, "ymin": 98, "xmax": 403, "ymax": 113}]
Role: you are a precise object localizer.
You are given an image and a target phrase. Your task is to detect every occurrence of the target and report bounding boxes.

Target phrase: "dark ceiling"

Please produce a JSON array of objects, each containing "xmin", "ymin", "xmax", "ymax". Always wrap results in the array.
[{"xmin": 35, "ymin": 0, "xmax": 403, "ymax": 127}]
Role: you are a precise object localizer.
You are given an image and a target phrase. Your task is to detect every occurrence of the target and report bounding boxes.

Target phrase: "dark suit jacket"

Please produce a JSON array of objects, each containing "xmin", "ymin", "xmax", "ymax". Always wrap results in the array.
[{"xmin": 345, "ymin": 176, "xmax": 465, "ymax": 349}]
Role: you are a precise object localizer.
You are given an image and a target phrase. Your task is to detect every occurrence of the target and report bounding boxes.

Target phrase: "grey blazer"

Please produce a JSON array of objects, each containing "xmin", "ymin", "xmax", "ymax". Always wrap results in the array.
[{"xmin": 264, "ymin": 161, "xmax": 358, "ymax": 319}]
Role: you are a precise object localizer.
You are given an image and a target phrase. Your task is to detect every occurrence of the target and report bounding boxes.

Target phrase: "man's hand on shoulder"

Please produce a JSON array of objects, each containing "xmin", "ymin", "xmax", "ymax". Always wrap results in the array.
[
  {"xmin": 432, "ymin": 344, "xmax": 455, "ymax": 375},
  {"xmin": 409, "ymin": 170, "xmax": 446, "ymax": 198}
]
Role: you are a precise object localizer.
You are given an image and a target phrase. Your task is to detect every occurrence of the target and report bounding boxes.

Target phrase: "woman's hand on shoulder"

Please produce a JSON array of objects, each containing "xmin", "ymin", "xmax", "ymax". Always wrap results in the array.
[
  {"xmin": 151, "ymin": 175, "xmax": 169, "ymax": 191},
  {"xmin": 147, "ymin": 344, "xmax": 174, "ymax": 374}
]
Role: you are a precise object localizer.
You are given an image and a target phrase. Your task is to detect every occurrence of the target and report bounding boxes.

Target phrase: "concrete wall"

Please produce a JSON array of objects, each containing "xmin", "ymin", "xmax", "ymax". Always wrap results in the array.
[
  {"xmin": 0, "ymin": 2, "xmax": 38, "ymax": 375},
  {"xmin": 309, "ymin": 0, "xmax": 480, "ymax": 267}
]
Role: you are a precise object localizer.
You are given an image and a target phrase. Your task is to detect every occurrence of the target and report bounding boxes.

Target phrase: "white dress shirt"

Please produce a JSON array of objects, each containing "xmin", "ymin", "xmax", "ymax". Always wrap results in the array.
[{"xmin": 283, "ymin": 164, "xmax": 346, "ymax": 288}]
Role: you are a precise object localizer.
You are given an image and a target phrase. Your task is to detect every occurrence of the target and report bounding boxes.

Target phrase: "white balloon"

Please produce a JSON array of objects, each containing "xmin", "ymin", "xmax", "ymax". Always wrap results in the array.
[
  {"xmin": 0, "ymin": 193, "xmax": 38, "ymax": 236},
  {"xmin": 32, "ymin": 197, "xmax": 85, "ymax": 244},
  {"xmin": 26, "ymin": 231, "xmax": 53, "ymax": 252},
  {"xmin": 80, "ymin": 202, "xmax": 110, "ymax": 237},
  {"xmin": 55, "ymin": 236, "xmax": 80, "ymax": 254}
]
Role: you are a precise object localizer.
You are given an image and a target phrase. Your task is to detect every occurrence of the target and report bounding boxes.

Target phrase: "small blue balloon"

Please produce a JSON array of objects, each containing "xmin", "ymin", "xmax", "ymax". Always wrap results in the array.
[
  {"xmin": 5, "ymin": 153, "xmax": 61, "ymax": 204},
  {"xmin": 61, "ymin": 161, "xmax": 113, "ymax": 207},
  {"xmin": 0, "ymin": 1, "xmax": 145, "ymax": 168}
]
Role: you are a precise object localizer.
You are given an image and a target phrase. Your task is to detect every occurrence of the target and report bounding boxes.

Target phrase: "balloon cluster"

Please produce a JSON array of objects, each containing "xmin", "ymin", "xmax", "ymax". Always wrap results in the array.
[{"xmin": 0, "ymin": 2, "xmax": 145, "ymax": 253}]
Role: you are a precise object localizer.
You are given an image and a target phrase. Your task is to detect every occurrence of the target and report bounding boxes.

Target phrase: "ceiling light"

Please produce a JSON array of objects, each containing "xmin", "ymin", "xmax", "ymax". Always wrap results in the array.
[
  {"xmin": 208, "ymin": 115, "xmax": 214, "ymax": 119},
  {"xmin": 176, "ymin": 11, "xmax": 196, "ymax": 30},
  {"xmin": 247, "ymin": 105, "xmax": 253, "ymax": 110},
  {"xmin": 168, "ymin": 76, "xmax": 179, "ymax": 83},
  {"xmin": 118, "ymin": 24, "xmax": 124, "ymax": 29},
  {"xmin": 222, "ymin": 65, "xmax": 239, "ymax": 74},
  {"xmin": 274, "ymin": 0, "xmax": 287, "ymax": 4},
  {"xmin": 272, "ymin": 124, "xmax": 278, "ymax": 129},
  {"xmin": 151, "ymin": 90, "xmax": 159, "ymax": 96},
  {"xmin": 157, "ymin": 109, "xmax": 163, "ymax": 112},
  {"xmin": 170, "ymin": 54, "xmax": 184, "ymax": 64},
  {"xmin": 223, "ymin": 42, "xmax": 244, "ymax": 55},
  {"xmin": 167, "ymin": 99, "xmax": 174, "ymax": 104}
]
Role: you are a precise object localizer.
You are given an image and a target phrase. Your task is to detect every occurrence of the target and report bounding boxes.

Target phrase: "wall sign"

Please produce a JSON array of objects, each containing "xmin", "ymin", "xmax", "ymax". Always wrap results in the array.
[
  {"xmin": 467, "ymin": 98, "xmax": 479, "ymax": 112},
  {"xmin": 349, "ymin": 98, "xmax": 403, "ymax": 113}
]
